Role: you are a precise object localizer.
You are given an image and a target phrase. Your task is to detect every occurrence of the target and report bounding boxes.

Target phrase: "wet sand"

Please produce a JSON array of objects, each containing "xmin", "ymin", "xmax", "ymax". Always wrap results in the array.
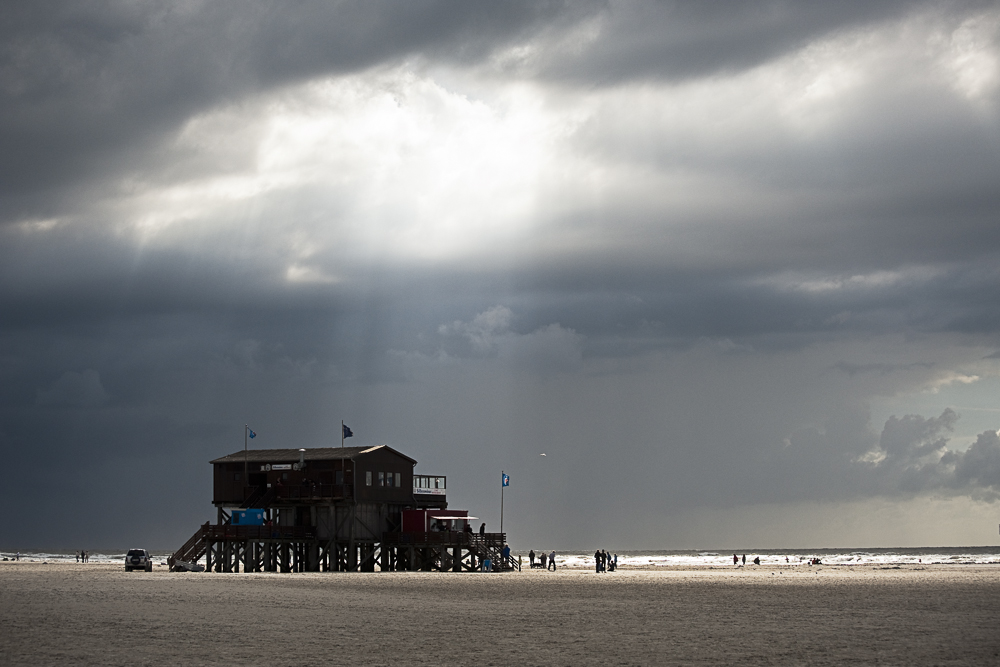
[{"xmin": 1, "ymin": 562, "xmax": 998, "ymax": 665}]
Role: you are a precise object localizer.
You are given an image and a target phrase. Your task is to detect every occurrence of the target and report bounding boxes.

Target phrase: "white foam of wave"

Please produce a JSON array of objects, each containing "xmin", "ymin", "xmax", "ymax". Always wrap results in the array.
[{"xmin": 529, "ymin": 550, "xmax": 1000, "ymax": 569}]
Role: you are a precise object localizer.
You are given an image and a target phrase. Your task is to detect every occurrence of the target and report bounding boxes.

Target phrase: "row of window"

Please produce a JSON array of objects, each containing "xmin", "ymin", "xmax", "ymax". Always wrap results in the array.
[
  {"xmin": 366, "ymin": 471, "xmax": 401, "ymax": 488},
  {"xmin": 414, "ymin": 476, "xmax": 446, "ymax": 489}
]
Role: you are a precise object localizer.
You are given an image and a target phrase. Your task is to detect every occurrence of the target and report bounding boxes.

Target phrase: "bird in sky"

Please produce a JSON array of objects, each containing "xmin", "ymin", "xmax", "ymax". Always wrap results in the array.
[{"xmin": 540, "ymin": 453, "xmax": 547, "ymax": 456}]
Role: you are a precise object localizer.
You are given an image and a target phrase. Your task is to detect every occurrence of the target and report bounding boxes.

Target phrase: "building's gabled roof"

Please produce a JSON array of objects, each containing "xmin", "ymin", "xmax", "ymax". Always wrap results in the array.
[{"xmin": 210, "ymin": 445, "xmax": 417, "ymax": 465}]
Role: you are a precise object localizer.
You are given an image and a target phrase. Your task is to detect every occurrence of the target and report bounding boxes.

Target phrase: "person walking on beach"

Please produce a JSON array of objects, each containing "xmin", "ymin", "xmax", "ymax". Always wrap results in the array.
[
  {"xmin": 539, "ymin": 551, "xmax": 547, "ymax": 569},
  {"xmin": 529, "ymin": 549, "xmax": 536, "ymax": 568},
  {"xmin": 549, "ymin": 550, "xmax": 556, "ymax": 571},
  {"xmin": 741, "ymin": 554, "xmax": 746, "ymax": 566},
  {"xmin": 76, "ymin": 552, "xmax": 80, "ymax": 563},
  {"xmin": 734, "ymin": 553, "xmax": 738, "ymax": 565},
  {"xmin": 595, "ymin": 549, "xmax": 601, "ymax": 573},
  {"xmin": 502, "ymin": 543, "xmax": 511, "ymax": 568}
]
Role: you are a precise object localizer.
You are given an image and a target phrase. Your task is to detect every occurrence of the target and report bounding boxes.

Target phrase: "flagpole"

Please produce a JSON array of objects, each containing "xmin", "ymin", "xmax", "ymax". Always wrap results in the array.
[
  {"xmin": 341, "ymin": 420, "xmax": 344, "ymax": 448},
  {"xmin": 500, "ymin": 470, "xmax": 505, "ymax": 535},
  {"xmin": 244, "ymin": 424, "xmax": 248, "ymax": 486}
]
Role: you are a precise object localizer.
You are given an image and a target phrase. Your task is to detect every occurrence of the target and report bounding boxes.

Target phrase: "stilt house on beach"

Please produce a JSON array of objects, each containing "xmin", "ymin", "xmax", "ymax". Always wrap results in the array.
[{"xmin": 168, "ymin": 445, "xmax": 517, "ymax": 573}]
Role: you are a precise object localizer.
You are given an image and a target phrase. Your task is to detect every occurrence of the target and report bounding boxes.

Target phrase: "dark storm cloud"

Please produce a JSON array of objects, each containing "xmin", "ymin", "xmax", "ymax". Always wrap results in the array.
[
  {"xmin": 534, "ymin": 0, "xmax": 983, "ymax": 83},
  {"xmin": 0, "ymin": 0, "xmax": 593, "ymax": 217},
  {"xmin": 4, "ymin": 1, "xmax": 988, "ymax": 223},
  {"xmin": 870, "ymin": 412, "xmax": 1000, "ymax": 500}
]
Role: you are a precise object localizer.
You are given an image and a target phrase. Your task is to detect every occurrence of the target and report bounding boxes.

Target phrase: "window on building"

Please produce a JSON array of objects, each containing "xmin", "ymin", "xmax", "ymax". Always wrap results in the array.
[
  {"xmin": 395, "ymin": 472, "xmax": 401, "ymax": 488},
  {"xmin": 335, "ymin": 470, "xmax": 344, "ymax": 485},
  {"xmin": 366, "ymin": 471, "xmax": 372, "ymax": 486},
  {"xmin": 234, "ymin": 473, "xmax": 241, "ymax": 481},
  {"xmin": 378, "ymin": 471, "xmax": 384, "ymax": 486}
]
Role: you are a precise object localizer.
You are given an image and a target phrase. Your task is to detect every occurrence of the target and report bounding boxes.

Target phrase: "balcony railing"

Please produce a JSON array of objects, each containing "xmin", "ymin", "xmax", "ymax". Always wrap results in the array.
[
  {"xmin": 204, "ymin": 524, "xmax": 316, "ymax": 541},
  {"xmin": 382, "ymin": 531, "xmax": 506, "ymax": 547}
]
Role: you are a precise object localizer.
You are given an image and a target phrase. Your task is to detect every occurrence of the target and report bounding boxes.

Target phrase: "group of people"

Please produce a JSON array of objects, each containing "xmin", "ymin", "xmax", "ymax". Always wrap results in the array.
[
  {"xmin": 595, "ymin": 549, "xmax": 616, "ymax": 572},
  {"xmin": 76, "ymin": 551, "xmax": 90, "ymax": 563},
  {"xmin": 733, "ymin": 553, "xmax": 760, "ymax": 566},
  {"xmin": 528, "ymin": 549, "xmax": 557, "ymax": 570},
  {"xmin": 734, "ymin": 554, "xmax": 794, "ymax": 566}
]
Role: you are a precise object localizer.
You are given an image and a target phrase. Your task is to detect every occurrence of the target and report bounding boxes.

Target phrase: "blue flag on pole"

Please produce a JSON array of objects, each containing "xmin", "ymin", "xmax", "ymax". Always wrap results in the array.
[
  {"xmin": 248, "ymin": 428, "xmax": 256, "ymax": 439},
  {"xmin": 502, "ymin": 473, "xmax": 509, "ymax": 487},
  {"xmin": 343, "ymin": 424, "xmax": 353, "ymax": 439}
]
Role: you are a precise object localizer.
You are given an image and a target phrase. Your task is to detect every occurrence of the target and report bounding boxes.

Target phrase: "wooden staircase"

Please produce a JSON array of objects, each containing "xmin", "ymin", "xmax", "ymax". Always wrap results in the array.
[
  {"xmin": 168, "ymin": 522, "xmax": 210, "ymax": 571},
  {"xmin": 467, "ymin": 534, "xmax": 520, "ymax": 571}
]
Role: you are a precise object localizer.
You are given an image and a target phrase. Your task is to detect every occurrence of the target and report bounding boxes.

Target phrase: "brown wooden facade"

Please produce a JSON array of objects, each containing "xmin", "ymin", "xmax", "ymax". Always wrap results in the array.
[{"xmin": 212, "ymin": 445, "xmax": 419, "ymax": 507}]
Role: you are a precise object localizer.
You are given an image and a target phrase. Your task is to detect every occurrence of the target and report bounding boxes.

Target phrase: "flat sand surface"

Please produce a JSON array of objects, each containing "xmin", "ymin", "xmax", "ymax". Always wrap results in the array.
[{"xmin": 1, "ymin": 563, "xmax": 998, "ymax": 665}]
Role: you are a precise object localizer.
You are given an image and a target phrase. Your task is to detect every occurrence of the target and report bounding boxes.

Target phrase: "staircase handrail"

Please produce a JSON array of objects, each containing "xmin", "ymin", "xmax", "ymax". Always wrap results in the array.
[{"xmin": 168, "ymin": 521, "xmax": 210, "ymax": 568}]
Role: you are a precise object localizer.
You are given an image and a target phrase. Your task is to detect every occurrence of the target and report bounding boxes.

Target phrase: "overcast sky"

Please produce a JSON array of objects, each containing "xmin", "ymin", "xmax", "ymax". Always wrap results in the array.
[{"xmin": 3, "ymin": 1, "xmax": 1000, "ymax": 552}]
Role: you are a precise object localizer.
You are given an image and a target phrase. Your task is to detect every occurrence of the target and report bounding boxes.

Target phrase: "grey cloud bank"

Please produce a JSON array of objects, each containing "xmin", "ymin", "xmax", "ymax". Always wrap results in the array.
[{"xmin": 2, "ymin": 1, "xmax": 1000, "ymax": 551}]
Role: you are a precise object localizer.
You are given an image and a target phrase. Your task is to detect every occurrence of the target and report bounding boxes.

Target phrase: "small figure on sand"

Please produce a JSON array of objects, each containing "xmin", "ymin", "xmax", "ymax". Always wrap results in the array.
[
  {"xmin": 753, "ymin": 556, "xmax": 760, "ymax": 566},
  {"xmin": 742, "ymin": 554, "xmax": 746, "ymax": 565},
  {"xmin": 549, "ymin": 550, "xmax": 556, "ymax": 571},
  {"xmin": 529, "ymin": 549, "xmax": 536, "ymax": 568},
  {"xmin": 595, "ymin": 549, "xmax": 601, "ymax": 573},
  {"xmin": 540, "ymin": 551, "xmax": 547, "ymax": 569},
  {"xmin": 734, "ymin": 553, "xmax": 738, "ymax": 565}
]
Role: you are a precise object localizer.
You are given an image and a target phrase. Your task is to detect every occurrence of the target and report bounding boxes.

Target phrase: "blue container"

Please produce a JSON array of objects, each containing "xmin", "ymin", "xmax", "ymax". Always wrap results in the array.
[{"xmin": 232, "ymin": 509, "xmax": 265, "ymax": 526}]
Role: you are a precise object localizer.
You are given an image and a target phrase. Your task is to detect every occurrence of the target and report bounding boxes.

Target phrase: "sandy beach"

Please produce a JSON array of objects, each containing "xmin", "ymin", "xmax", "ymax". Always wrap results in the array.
[{"xmin": 1, "ymin": 562, "xmax": 998, "ymax": 665}]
